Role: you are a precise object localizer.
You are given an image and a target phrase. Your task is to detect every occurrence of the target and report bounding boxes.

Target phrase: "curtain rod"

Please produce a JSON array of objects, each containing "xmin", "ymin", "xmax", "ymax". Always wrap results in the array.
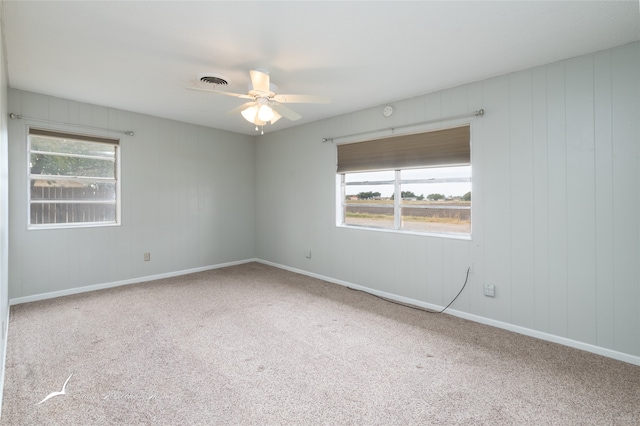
[
  {"xmin": 9, "ymin": 113, "xmax": 135, "ymax": 136},
  {"xmin": 321, "ymin": 109, "xmax": 484, "ymax": 143}
]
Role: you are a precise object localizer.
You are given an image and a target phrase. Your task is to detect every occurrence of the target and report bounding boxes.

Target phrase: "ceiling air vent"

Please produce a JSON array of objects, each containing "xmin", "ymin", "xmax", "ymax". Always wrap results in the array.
[{"xmin": 199, "ymin": 74, "xmax": 229, "ymax": 86}]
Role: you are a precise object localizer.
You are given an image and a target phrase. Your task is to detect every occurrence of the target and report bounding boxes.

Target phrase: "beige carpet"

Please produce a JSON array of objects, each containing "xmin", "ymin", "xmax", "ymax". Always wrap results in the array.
[{"xmin": 2, "ymin": 262, "xmax": 639, "ymax": 425}]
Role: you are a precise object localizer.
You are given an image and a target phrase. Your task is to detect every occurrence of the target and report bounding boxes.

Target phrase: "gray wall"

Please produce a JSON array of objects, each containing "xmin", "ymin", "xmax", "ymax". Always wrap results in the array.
[
  {"xmin": 256, "ymin": 42, "xmax": 640, "ymax": 362},
  {"xmin": 8, "ymin": 89, "xmax": 256, "ymax": 300},
  {"xmin": 1, "ymin": 1, "xmax": 10, "ymax": 395}
]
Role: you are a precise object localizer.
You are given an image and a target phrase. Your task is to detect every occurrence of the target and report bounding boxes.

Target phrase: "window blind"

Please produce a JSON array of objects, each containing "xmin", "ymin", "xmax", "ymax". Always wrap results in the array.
[
  {"xmin": 29, "ymin": 128, "xmax": 119, "ymax": 145},
  {"xmin": 336, "ymin": 125, "xmax": 470, "ymax": 173}
]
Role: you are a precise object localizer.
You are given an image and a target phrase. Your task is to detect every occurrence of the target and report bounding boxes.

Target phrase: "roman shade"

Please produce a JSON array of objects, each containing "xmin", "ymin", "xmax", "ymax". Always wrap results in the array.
[
  {"xmin": 336, "ymin": 125, "xmax": 470, "ymax": 173},
  {"xmin": 29, "ymin": 128, "xmax": 119, "ymax": 145}
]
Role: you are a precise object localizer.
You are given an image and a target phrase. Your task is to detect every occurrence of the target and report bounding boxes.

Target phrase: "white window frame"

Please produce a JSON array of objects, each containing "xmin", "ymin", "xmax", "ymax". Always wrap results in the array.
[
  {"xmin": 27, "ymin": 127, "xmax": 121, "ymax": 230},
  {"xmin": 335, "ymin": 123, "xmax": 472, "ymax": 240}
]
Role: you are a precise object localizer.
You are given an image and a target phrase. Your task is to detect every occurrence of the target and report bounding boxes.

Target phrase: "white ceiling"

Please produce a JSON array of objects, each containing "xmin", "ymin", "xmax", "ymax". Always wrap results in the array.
[{"xmin": 3, "ymin": 1, "xmax": 639, "ymax": 136}]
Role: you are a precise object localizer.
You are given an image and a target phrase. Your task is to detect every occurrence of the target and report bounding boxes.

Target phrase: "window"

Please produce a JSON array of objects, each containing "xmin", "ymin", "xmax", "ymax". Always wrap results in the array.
[
  {"xmin": 28, "ymin": 128, "xmax": 120, "ymax": 228},
  {"xmin": 336, "ymin": 125, "xmax": 471, "ymax": 237}
]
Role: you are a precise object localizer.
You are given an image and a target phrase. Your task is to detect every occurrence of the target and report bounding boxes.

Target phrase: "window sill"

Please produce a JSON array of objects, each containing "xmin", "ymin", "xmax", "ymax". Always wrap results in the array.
[
  {"xmin": 336, "ymin": 223, "xmax": 472, "ymax": 241},
  {"xmin": 28, "ymin": 221, "xmax": 121, "ymax": 231}
]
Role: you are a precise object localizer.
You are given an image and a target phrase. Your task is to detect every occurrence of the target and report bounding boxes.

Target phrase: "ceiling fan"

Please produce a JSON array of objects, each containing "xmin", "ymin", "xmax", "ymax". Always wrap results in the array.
[{"xmin": 188, "ymin": 69, "xmax": 330, "ymax": 133}]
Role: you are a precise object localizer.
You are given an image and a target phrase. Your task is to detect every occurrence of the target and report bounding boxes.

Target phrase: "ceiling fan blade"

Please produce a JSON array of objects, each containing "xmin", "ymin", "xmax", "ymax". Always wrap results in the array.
[
  {"xmin": 273, "ymin": 94, "xmax": 331, "ymax": 104},
  {"xmin": 270, "ymin": 102, "xmax": 302, "ymax": 121},
  {"xmin": 249, "ymin": 69, "xmax": 270, "ymax": 94},
  {"xmin": 186, "ymin": 87, "xmax": 253, "ymax": 99},
  {"xmin": 227, "ymin": 101, "xmax": 257, "ymax": 116}
]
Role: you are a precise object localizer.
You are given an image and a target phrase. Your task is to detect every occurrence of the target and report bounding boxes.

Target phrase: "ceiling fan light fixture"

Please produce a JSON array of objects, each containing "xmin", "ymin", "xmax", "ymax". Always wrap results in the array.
[
  {"xmin": 241, "ymin": 105, "xmax": 259, "ymax": 123},
  {"xmin": 270, "ymin": 110, "xmax": 282, "ymax": 124},
  {"xmin": 257, "ymin": 104, "xmax": 274, "ymax": 122}
]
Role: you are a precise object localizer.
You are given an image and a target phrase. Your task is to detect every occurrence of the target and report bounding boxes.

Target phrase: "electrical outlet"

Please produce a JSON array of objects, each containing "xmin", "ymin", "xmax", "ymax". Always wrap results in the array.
[
  {"xmin": 304, "ymin": 250, "xmax": 312, "ymax": 259},
  {"xmin": 484, "ymin": 284, "xmax": 495, "ymax": 297},
  {"xmin": 144, "ymin": 253, "xmax": 151, "ymax": 262}
]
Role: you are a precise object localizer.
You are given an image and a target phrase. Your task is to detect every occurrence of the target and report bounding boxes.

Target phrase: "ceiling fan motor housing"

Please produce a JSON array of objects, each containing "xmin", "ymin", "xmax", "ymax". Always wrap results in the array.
[{"xmin": 248, "ymin": 83, "xmax": 277, "ymax": 98}]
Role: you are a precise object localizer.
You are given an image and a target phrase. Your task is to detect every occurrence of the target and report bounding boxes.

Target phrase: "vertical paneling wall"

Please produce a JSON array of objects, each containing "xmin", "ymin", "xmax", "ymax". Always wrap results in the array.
[
  {"xmin": 1, "ymin": 2, "xmax": 10, "ymax": 383},
  {"xmin": 256, "ymin": 42, "xmax": 640, "ymax": 359},
  {"xmin": 8, "ymin": 89, "xmax": 256, "ymax": 299}
]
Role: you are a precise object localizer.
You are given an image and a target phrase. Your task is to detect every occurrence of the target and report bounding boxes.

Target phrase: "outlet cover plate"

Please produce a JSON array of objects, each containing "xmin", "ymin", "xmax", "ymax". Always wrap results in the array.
[{"xmin": 484, "ymin": 284, "xmax": 495, "ymax": 297}]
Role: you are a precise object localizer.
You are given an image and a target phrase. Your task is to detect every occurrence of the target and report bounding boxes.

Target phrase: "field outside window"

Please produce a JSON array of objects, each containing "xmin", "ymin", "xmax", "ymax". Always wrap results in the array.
[{"xmin": 340, "ymin": 166, "xmax": 471, "ymax": 235}]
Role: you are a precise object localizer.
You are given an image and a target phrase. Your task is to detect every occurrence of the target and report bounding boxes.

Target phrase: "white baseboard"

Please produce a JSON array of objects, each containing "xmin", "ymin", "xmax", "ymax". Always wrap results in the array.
[
  {"xmin": 256, "ymin": 259, "xmax": 640, "ymax": 367},
  {"xmin": 9, "ymin": 258, "xmax": 258, "ymax": 306},
  {"xmin": 7, "ymin": 257, "xmax": 639, "ymax": 367},
  {"xmin": 0, "ymin": 306, "xmax": 9, "ymax": 421}
]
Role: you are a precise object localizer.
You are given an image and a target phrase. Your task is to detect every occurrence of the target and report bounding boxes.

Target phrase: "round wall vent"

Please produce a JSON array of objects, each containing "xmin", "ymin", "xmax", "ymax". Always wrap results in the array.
[{"xmin": 198, "ymin": 73, "xmax": 229, "ymax": 86}]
